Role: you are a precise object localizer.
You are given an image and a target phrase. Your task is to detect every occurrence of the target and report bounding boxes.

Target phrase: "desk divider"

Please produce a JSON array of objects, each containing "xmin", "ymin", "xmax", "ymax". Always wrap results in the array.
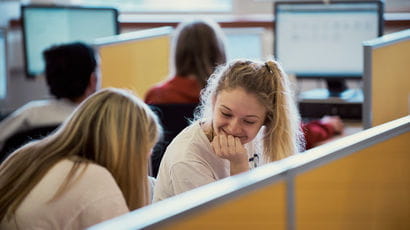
[
  {"xmin": 363, "ymin": 29, "xmax": 410, "ymax": 129},
  {"xmin": 295, "ymin": 128, "xmax": 410, "ymax": 229},
  {"xmin": 94, "ymin": 27, "xmax": 173, "ymax": 98},
  {"xmin": 89, "ymin": 116, "xmax": 409, "ymax": 230}
]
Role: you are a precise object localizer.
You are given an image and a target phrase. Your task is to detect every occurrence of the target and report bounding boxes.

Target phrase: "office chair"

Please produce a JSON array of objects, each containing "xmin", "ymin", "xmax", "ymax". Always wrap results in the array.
[
  {"xmin": 149, "ymin": 103, "xmax": 198, "ymax": 177},
  {"xmin": 0, "ymin": 124, "xmax": 60, "ymax": 163}
]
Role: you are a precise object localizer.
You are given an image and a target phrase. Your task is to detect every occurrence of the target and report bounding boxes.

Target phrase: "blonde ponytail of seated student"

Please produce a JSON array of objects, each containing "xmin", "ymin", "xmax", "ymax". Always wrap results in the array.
[
  {"xmin": 262, "ymin": 60, "xmax": 304, "ymax": 160},
  {"xmin": 0, "ymin": 88, "xmax": 161, "ymax": 221},
  {"xmin": 197, "ymin": 59, "xmax": 303, "ymax": 162}
]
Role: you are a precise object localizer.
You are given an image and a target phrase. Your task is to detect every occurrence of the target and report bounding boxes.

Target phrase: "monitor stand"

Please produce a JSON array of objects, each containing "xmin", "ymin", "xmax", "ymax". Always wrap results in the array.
[
  {"xmin": 298, "ymin": 79, "xmax": 363, "ymax": 120},
  {"xmin": 326, "ymin": 79, "xmax": 347, "ymax": 97}
]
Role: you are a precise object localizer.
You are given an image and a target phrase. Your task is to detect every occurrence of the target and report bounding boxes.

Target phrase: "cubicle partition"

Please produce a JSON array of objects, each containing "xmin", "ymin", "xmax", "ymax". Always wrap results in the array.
[
  {"xmin": 89, "ymin": 116, "xmax": 409, "ymax": 230},
  {"xmin": 363, "ymin": 29, "xmax": 410, "ymax": 128},
  {"xmin": 295, "ymin": 124, "xmax": 409, "ymax": 229},
  {"xmin": 94, "ymin": 27, "xmax": 173, "ymax": 97}
]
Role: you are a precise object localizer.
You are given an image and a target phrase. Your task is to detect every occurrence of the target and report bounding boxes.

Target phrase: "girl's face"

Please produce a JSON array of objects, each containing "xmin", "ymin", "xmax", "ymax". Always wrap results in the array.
[{"xmin": 212, "ymin": 87, "xmax": 267, "ymax": 144}]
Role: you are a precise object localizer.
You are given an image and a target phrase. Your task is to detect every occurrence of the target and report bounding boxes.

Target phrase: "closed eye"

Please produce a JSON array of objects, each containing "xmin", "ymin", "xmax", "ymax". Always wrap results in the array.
[
  {"xmin": 221, "ymin": 112, "xmax": 232, "ymax": 118},
  {"xmin": 244, "ymin": 120, "xmax": 256, "ymax": 125}
]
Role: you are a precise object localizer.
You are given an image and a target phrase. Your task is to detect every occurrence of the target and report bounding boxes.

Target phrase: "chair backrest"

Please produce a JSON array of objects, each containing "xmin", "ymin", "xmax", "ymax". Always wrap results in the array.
[
  {"xmin": 149, "ymin": 103, "xmax": 198, "ymax": 177},
  {"xmin": 0, "ymin": 124, "xmax": 60, "ymax": 163}
]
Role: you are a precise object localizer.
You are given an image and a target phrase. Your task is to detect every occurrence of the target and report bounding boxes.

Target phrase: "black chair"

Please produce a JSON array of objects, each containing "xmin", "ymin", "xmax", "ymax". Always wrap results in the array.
[
  {"xmin": 0, "ymin": 124, "xmax": 60, "ymax": 163},
  {"xmin": 149, "ymin": 103, "xmax": 198, "ymax": 177}
]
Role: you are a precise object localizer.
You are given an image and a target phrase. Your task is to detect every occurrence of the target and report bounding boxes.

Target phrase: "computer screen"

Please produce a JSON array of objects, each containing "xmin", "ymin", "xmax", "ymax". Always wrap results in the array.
[
  {"xmin": 21, "ymin": 5, "xmax": 119, "ymax": 78},
  {"xmin": 274, "ymin": 1, "xmax": 383, "ymax": 96},
  {"xmin": 0, "ymin": 28, "xmax": 7, "ymax": 103},
  {"xmin": 224, "ymin": 28, "xmax": 264, "ymax": 62}
]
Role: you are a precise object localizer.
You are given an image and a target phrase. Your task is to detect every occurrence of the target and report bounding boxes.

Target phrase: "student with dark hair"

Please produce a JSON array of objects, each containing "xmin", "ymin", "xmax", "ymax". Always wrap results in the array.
[
  {"xmin": 44, "ymin": 42, "xmax": 98, "ymax": 102},
  {"xmin": 144, "ymin": 19, "xmax": 227, "ymax": 104},
  {"xmin": 0, "ymin": 42, "xmax": 99, "ymax": 150}
]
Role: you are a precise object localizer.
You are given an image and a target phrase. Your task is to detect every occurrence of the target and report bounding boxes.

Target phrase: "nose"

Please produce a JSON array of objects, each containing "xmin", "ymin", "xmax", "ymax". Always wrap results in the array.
[{"xmin": 227, "ymin": 118, "xmax": 242, "ymax": 136}]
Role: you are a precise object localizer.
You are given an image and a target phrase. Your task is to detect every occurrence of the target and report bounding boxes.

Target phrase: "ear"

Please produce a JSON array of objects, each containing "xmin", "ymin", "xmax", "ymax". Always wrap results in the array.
[
  {"xmin": 88, "ymin": 72, "xmax": 98, "ymax": 92},
  {"xmin": 83, "ymin": 72, "xmax": 98, "ymax": 98}
]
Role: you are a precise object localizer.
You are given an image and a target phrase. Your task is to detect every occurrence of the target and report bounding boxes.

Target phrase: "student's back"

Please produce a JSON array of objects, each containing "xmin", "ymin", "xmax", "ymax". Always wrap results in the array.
[
  {"xmin": 0, "ymin": 42, "xmax": 99, "ymax": 150},
  {"xmin": 1, "ymin": 160, "xmax": 127, "ymax": 229},
  {"xmin": 144, "ymin": 19, "xmax": 226, "ymax": 105}
]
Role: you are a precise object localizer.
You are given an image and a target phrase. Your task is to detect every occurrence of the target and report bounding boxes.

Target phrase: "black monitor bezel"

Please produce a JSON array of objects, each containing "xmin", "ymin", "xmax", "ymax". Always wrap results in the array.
[
  {"xmin": 21, "ymin": 4, "xmax": 120, "ymax": 78},
  {"xmin": 273, "ymin": 0, "xmax": 384, "ymax": 80}
]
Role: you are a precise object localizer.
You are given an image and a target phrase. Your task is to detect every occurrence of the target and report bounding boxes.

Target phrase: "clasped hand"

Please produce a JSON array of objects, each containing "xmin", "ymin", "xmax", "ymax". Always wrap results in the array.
[{"xmin": 211, "ymin": 134, "xmax": 249, "ymax": 175}]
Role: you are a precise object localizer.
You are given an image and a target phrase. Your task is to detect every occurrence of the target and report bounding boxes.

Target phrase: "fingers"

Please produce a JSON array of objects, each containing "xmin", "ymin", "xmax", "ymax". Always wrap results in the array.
[
  {"xmin": 228, "ymin": 135, "xmax": 235, "ymax": 154},
  {"xmin": 333, "ymin": 117, "xmax": 344, "ymax": 134},
  {"xmin": 321, "ymin": 115, "xmax": 344, "ymax": 134},
  {"xmin": 234, "ymin": 137, "xmax": 243, "ymax": 151},
  {"xmin": 212, "ymin": 134, "xmax": 230, "ymax": 158},
  {"xmin": 211, "ymin": 133, "xmax": 247, "ymax": 163},
  {"xmin": 220, "ymin": 134, "xmax": 228, "ymax": 154}
]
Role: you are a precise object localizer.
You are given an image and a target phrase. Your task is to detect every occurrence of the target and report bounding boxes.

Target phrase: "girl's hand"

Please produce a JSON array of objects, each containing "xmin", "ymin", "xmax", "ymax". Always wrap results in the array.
[
  {"xmin": 211, "ymin": 134, "xmax": 249, "ymax": 175},
  {"xmin": 321, "ymin": 115, "xmax": 344, "ymax": 134}
]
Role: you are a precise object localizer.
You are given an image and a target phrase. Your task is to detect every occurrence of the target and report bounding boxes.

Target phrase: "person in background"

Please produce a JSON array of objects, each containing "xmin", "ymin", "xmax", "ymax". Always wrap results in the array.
[
  {"xmin": 0, "ymin": 42, "xmax": 99, "ymax": 150},
  {"xmin": 153, "ymin": 59, "xmax": 304, "ymax": 201},
  {"xmin": 144, "ymin": 19, "xmax": 227, "ymax": 104},
  {"xmin": 0, "ymin": 88, "xmax": 162, "ymax": 229},
  {"xmin": 144, "ymin": 19, "xmax": 227, "ymax": 177},
  {"xmin": 302, "ymin": 115, "xmax": 344, "ymax": 149}
]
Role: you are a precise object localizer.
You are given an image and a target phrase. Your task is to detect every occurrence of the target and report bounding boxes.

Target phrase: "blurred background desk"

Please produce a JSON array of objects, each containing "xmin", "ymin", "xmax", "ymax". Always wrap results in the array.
[{"xmin": 314, "ymin": 121, "xmax": 363, "ymax": 147}]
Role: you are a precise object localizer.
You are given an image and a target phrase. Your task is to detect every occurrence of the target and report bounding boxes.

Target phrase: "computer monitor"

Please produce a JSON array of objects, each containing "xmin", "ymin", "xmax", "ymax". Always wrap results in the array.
[
  {"xmin": 0, "ymin": 28, "xmax": 8, "ymax": 106},
  {"xmin": 224, "ymin": 27, "xmax": 265, "ymax": 62},
  {"xmin": 274, "ymin": 1, "xmax": 383, "ymax": 97},
  {"xmin": 21, "ymin": 5, "xmax": 119, "ymax": 78}
]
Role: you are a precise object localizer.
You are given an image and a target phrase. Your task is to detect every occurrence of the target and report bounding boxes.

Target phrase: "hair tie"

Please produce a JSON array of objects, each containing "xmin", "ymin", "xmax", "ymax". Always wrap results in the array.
[{"xmin": 265, "ymin": 62, "xmax": 274, "ymax": 74}]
